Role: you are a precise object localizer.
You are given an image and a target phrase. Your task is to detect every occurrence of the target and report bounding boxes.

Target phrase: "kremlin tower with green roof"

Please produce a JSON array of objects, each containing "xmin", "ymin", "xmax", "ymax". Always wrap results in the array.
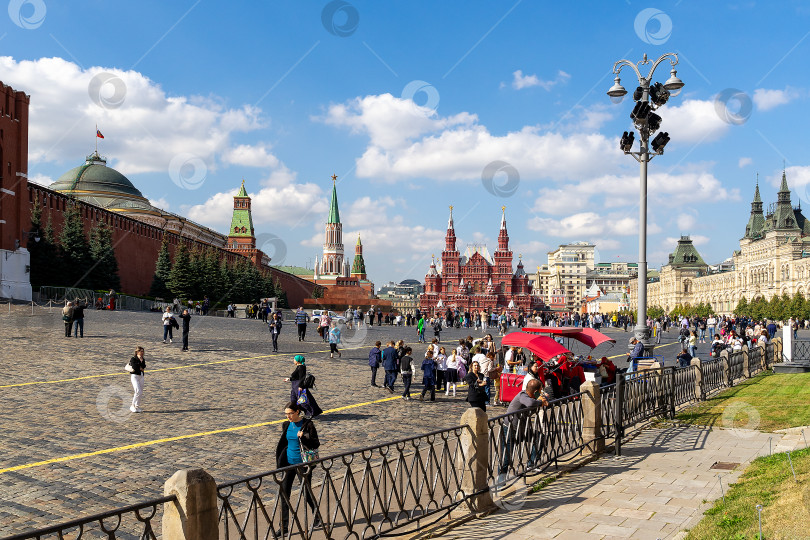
[
  {"xmin": 316, "ymin": 175, "xmax": 346, "ymax": 279},
  {"xmin": 227, "ymin": 180, "xmax": 256, "ymax": 251}
]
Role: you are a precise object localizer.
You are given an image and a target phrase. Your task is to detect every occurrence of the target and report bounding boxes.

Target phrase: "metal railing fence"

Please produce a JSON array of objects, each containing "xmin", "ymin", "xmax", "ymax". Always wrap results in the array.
[
  {"xmin": 4, "ymin": 495, "xmax": 175, "ymax": 540},
  {"xmin": 216, "ymin": 424, "xmax": 473, "ymax": 540},
  {"xmin": 728, "ymin": 351, "xmax": 745, "ymax": 386},
  {"xmin": 701, "ymin": 358, "xmax": 727, "ymax": 396},
  {"xmin": 486, "ymin": 392, "xmax": 585, "ymax": 489}
]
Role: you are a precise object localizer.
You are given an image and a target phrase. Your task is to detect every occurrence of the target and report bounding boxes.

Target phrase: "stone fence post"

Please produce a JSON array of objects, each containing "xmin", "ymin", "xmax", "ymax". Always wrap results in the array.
[
  {"xmin": 690, "ymin": 358, "xmax": 704, "ymax": 400},
  {"xmin": 580, "ymin": 381, "xmax": 604, "ymax": 455},
  {"xmin": 773, "ymin": 336, "xmax": 784, "ymax": 364},
  {"xmin": 719, "ymin": 349, "xmax": 730, "ymax": 386},
  {"xmin": 459, "ymin": 408, "xmax": 494, "ymax": 513},
  {"xmin": 163, "ymin": 469, "xmax": 218, "ymax": 540},
  {"xmin": 741, "ymin": 344, "xmax": 751, "ymax": 379}
]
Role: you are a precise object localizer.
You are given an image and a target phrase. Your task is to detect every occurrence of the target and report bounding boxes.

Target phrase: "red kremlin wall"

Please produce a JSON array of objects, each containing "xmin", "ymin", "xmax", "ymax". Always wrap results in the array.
[{"xmin": 27, "ymin": 183, "xmax": 317, "ymax": 306}]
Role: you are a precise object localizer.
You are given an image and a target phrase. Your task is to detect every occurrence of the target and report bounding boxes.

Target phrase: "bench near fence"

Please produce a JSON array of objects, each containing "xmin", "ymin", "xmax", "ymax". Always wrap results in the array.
[{"xmin": 4, "ymin": 339, "xmax": 783, "ymax": 540}]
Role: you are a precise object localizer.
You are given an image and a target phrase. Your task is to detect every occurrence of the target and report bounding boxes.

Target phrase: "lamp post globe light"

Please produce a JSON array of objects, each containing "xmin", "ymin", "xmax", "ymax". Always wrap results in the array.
[{"xmin": 607, "ymin": 52, "xmax": 684, "ymax": 353}]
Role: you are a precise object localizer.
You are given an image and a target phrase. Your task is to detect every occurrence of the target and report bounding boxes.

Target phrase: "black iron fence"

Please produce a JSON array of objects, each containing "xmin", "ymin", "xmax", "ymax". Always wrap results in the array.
[
  {"xmin": 701, "ymin": 358, "xmax": 726, "ymax": 396},
  {"xmin": 728, "ymin": 351, "xmax": 745, "ymax": 385},
  {"xmin": 749, "ymin": 346, "xmax": 763, "ymax": 375},
  {"xmin": 4, "ymin": 495, "xmax": 174, "ymax": 540},
  {"xmin": 673, "ymin": 365, "xmax": 697, "ymax": 407},
  {"xmin": 600, "ymin": 383, "xmax": 617, "ymax": 440},
  {"xmin": 486, "ymin": 392, "xmax": 584, "ymax": 489},
  {"xmin": 216, "ymin": 424, "xmax": 473, "ymax": 540}
]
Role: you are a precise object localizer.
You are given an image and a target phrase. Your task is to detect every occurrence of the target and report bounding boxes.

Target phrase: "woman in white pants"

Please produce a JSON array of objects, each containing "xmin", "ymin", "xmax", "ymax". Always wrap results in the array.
[{"xmin": 128, "ymin": 346, "xmax": 146, "ymax": 413}]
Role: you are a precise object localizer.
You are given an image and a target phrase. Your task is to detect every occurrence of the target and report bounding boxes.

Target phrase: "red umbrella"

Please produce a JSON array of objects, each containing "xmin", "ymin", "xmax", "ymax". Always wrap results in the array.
[
  {"xmin": 502, "ymin": 332, "xmax": 571, "ymax": 361},
  {"xmin": 520, "ymin": 326, "xmax": 615, "ymax": 349}
]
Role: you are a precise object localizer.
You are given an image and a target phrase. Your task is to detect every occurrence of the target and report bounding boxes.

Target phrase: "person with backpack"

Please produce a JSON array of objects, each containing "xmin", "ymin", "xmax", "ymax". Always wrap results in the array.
[
  {"xmin": 400, "ymin": 346, "xmax": 414, "ymax": 400},
  {"xmin": 368, "ymin": 341, "xmax": 382, "ymax": 387},
  {"xmin": 419, "ymin": 349, "xmax": 437, "ymax": 401},
  {"xmin": 432, "ymin": 317, "xmax": 442, "ymax": 343},
  {"xmin": 285, "ymin": 355, "xmax": 321, "ymax": 419}
]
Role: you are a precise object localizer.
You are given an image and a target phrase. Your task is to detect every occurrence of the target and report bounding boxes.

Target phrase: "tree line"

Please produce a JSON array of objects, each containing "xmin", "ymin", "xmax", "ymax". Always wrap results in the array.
[
  {"xmin": 28, "ymin": 195, "xmax": 289, "ymax": 307},
  {"xmin": 148, "ymin": 239, "xmax": 288, "ymax": 307},
  {"xmin": 28, "ymin": 197, "xmax": 121, "ymax": 292},
  {"xmin": 646, "ymin": 292, "xmax": 810, "ymax": 322}
]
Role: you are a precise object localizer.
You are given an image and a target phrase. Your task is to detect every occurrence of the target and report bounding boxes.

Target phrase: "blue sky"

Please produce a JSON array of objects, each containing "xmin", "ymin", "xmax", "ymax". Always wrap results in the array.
[{"xmin": 5, "ymin": 1, "xmax": 810, "ymax": 285}]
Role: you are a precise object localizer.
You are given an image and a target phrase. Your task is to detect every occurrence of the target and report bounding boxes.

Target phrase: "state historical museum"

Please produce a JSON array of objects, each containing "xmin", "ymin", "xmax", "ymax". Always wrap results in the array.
[{"xmin": 419, "ymin": 207, "xmax": 538, "ymax": 314}]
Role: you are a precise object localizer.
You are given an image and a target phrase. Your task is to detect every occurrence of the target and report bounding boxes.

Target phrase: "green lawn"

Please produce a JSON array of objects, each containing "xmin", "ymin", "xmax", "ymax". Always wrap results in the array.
[
  {"xmin": 686, "ymin": 447, "xmax": 810, "ymax": 539},
  {"xmin": 675, "ymin": 371, "xmax": 810, "ymax": 432}
]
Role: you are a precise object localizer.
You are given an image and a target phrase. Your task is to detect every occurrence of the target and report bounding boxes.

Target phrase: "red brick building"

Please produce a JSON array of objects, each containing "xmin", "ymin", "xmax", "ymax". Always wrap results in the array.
[
  {"xmin": 0, "ymin": 81, "xmax": 31, "ymax": 299},
  {"xmin": 420, "ymin": 207, "xmax": 538, "ymax": 314}
]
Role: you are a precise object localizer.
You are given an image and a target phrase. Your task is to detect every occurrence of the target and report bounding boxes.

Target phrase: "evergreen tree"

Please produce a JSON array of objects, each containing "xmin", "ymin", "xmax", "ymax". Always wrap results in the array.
[
  {"xmin": 167, "ymin": 243, "xmax": 194, "ymax": 299},
  {"xmin": 149, "ymin": 237, "xmax": 172, "ymax": 298},
  {"xmin": 275, "ymin": 278, "xmax": 289, "ymax": 308},
  {"xmin": 203, "ymin": 249, "xmax": 222, "ymax": 301},
  {"xmin": 88, "ymin": 221, "xmax": 121, "ymax": 291},
  {"xmin": 58, "ymin": 203, "xmax": 93, "ymax": 288},
  {"xmin": 27, "ymin": 196, "xmax": 59, "ymax": 288},
  {"xmin": 750, "ymin": 296, "xmax": 766, "ymax": 320},
  {"xmin": 218, "ymin": 258, "xmax": 233, "ymax": 304}
]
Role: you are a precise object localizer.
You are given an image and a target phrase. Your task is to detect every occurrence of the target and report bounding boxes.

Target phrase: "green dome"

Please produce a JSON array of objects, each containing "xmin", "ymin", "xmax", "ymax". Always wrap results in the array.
[{"xmin": 51, "ymin": 152, "xmax": 153, "ymax": 212}]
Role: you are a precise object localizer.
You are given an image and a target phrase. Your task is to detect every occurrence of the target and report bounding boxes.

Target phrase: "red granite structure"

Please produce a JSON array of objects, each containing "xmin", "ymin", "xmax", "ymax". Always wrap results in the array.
[{"xmin": 420, "ymin": 207, "xmax": 538, "ymax": 314}]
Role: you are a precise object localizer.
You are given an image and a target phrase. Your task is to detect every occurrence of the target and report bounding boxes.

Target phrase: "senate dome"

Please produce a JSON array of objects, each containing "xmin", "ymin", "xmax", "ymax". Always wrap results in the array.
[{"xmin": 50, "ymin": 151, "xmax": 155, "ymax": 214}]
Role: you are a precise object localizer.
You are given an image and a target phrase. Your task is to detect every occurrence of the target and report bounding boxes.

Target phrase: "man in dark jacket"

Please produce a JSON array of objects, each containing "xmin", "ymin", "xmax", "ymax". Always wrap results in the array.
[
  {"xmin": 499, "ymin": 379, "xmax": 547, "ymax": 474},
  {"xmin": 72, "ymin": 299, "xmax": 86, "ymax": 338},
  {"xmin": 368, "ymin": 341, "xmax": 382, "ymax": 387},
  {"xmin": 295, "ymin": 307, "xmax": 308, "ymax": 341},
  {"xmin": 180, "ymin": 309, "xmax": 191, "ymax": 351},
  {"xmin": 382, "ymin": 341, "xmax": 399, "ymax": 393}
]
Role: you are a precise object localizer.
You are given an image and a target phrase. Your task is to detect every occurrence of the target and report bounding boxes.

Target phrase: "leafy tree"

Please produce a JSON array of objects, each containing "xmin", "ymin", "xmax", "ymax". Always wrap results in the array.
[
  {"xmin": 749, "ymin": 296, "xmax": 766, "ymax": 321},
  {"xmin": 58, "ymin": 203, "xmax": 93, "ymax": 288},
  {"xmin": 734, "ymin": 296, "xmax": 749, "ymax": 317},
  {"xmin": 88, "ymin": 221, "xmax": 121, "ymax": 291},
  {"xmin": 149, "ymin": 237, "xmax": 172, "ymax": 298},
  {"xmin": 787, "ymin": 291, "xmax": 805, "ymax": 321},
  {"xmin": 767, "ymin": 294, "xmax": 783, "ymax": 321},
  {"xmin": 647, "ymin": 305, "xmax": 664, "ymax": 319},
  {"xmin": 167, "ymin": 243, "xmax": 194, "ymax": 300}
]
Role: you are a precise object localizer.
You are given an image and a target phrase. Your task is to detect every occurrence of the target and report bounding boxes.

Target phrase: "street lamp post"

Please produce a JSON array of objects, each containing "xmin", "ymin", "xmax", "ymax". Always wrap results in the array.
[{"xmin": 607, "ymin": 53, "xmax": 684, "ymax": 352}]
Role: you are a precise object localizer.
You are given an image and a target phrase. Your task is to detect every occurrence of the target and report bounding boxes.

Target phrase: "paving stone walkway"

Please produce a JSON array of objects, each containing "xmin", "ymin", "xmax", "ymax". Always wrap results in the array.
[{"xmin": 433, "ymin": 425, "xmax": 806, "ymax": 539}]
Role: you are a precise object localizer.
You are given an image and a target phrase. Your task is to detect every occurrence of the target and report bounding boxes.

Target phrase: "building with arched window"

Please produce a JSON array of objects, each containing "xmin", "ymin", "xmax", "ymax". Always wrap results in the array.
[{"xmin": 631, "ymin": 173, "xmax": 810, "ymax": 314}]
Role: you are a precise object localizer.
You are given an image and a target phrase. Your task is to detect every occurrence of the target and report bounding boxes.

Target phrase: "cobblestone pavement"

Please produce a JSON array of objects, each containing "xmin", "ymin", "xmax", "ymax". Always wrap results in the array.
[
  {"xmin": 434, "ymin": 425, "xmax": 805, "ymax": 540},
  {"xmin": 0, "ymin": 305, "xmax": 703, "ymax": 535}
]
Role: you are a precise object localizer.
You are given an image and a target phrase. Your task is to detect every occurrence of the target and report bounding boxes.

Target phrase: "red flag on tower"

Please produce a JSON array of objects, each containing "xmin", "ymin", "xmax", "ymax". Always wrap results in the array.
[{"xmin": 96, "ymin": 129, "xmax": 104, "ymax": 139}]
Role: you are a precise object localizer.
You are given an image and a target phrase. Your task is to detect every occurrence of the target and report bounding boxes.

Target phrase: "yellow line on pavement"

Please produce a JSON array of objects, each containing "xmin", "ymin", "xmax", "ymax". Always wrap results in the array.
[
  {"xmin": 0, "ymin": 346, "xmax": 366, "ymax": 389},
  {"xmin": 0, "ymin": 395, "xmax": 403, "ymax": 474}
]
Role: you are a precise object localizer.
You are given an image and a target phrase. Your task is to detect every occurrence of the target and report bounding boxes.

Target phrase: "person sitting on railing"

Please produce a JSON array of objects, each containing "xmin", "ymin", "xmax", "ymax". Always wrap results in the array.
[
  {"xmin": 627, "ymin": 337, "xmax": 644, "ymax": 373},
  {"xmin": 711, "ymin": 334, "xmax": 725, "ymax": 358},
  {"xmin": 676, "ymin": 348, "xmax": 692, "ymax": 368},
  {"xmin": 275, "ymin": 402, "xmax": 323, "ymax": 536},
  {"xmin": 498, "ymin": 379, "xmax": 548, "ymax": 476}
]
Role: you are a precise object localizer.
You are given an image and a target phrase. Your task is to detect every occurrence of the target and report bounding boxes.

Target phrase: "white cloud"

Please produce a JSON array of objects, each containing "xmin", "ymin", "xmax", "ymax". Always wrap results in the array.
[
  {"xmin": 595, "ymin": 239, "xmax": 621, "ymax": 250},
  {"xmin": 148, "ymin": 197, "xmax": 170, "ymax": 211},
  {"xmin": 661, "ymin": 99, "xmax": 730, "ymax": 143},
  {"xmin": 676, "ymin": 212, "xmax": 697, "ymax": 231},
  {"xmin": 320, "ymin": 93, "xmax": 624, "ymax": 182},
  {"xmin": 527, "ymin": 212, "xmax": 638, "ymax": 238},
  {"xmin": 0, "ymin": 56, "xmax": 264, "ymax": 176},
  {"xmin": 222, "ymin": 144, "xmax": 280, "ymax": 168},
  {"xmin": 738, "ymin": 157, "xmax": 753, "ymax": 168},
  {"xmin": 343, "ymin": 196, "xmax": 398, "ymax": 227},
  {"xmin": 753, "ymin": 88, "xmax": 800, "ymax": 111},
  {"xmin": 511, "ymin": 69, "xmax": 571, "ymax": 91},
  {"xmin": 185, "ymin": 183, "xmax": 327, "ymax": 229},
  {"xmin": 27, "ymin": 173, "xmax": 53, "ymax": 186}
]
